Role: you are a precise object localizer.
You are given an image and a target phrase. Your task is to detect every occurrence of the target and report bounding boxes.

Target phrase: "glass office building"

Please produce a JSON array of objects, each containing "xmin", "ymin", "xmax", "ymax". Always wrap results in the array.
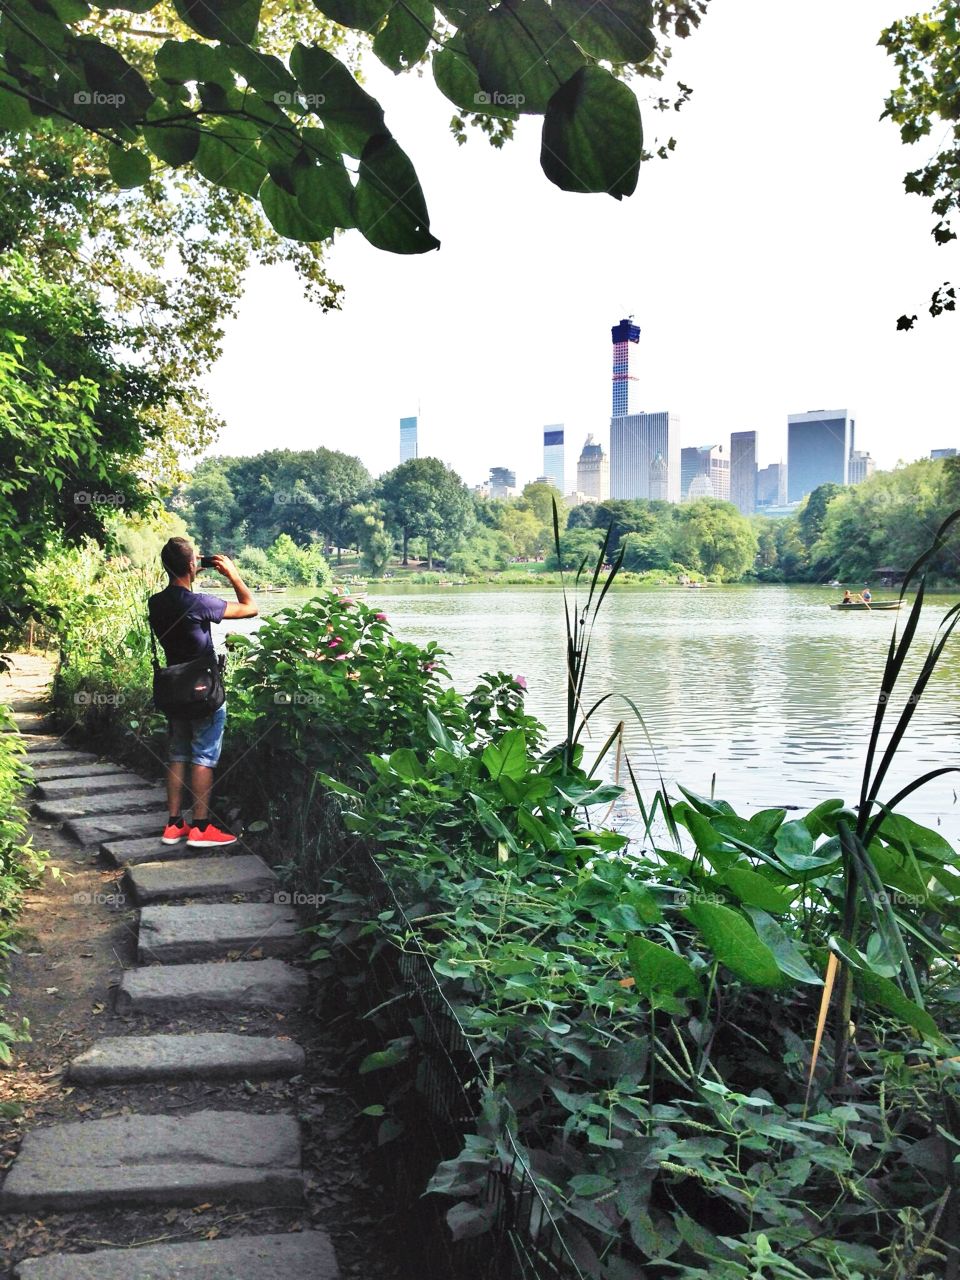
[
  {"xmin": 611, "ymin": 318, "xmax": 641, "ymax": 417},
  {"xmin": 730, "ymin": 431, "xmax": 757, "ymax": 514},
  {"xmin": 786, "ymin": 410, "xmax": 853, "ymax": 503},
  {"xmin": 543, "ymin": 426, "xmax": 564, "ymax": 492},
  {"xmin": 400, "ymin": 415, "xmax": 418, "ymax": 463},
  {"xmin": 610, "ymin": 412, "xmax": 680, "ymax": 501}
]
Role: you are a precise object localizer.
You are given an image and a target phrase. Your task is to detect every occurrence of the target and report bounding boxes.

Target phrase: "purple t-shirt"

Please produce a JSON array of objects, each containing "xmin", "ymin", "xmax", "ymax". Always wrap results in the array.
[{"xmin": 148, "ymin": 585, "xmax": 227, "ymax": 665}]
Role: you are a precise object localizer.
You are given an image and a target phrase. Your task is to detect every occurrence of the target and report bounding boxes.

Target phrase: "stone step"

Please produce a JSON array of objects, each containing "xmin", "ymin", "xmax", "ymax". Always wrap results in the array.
[
  {"xmin": 33, "ymin": 772, "xmax": 149, "ymax": 800},
  {"xmin": 102, "ymin": 833, "xmax": 233, "ymax": 868},
  {"xmin": 27, "ymin": 761, "xmax": 127, "ymax": 782},
  {"xmin": 13, "ymin": 1230, "xmax": 339, "ymax": 1280},
  {"xmin": 124, "ymin": 855, "xmax": 278, "ymax": 905},
  {"xmin": 35, "ymin": 787, "xmax": 163, "ymax": 822},
  {"xmin": 67, "ymin": 811, "xmax": 166, "ymax": 847},
  {"xmin": 20, "ymin": 739, "xmax": 84, "ymax": 754},
  {"xmin": 67, "ymin": 1032, "xmax": 305, "ymax": 1084},
  {"xmin": 116, "ymin": 958, "xmax": 308, "ymax": 1015},
  {"xmin": 0, "ymin": 1110, "xmax": 302, "ymax": 1212},
  {"xmin": 138, "ymin": 903, "xmax": 303, "ymax": 964}
]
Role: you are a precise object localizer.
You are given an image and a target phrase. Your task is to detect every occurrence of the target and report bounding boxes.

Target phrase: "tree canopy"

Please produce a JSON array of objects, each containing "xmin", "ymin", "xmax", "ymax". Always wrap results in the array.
[
  {"xmin": 0, "ymin": 1, "xmax": 707, "ymax": 256},
  {"xmin": 882, "ymin": 2, "xmax": 960, "ymax": 328}
]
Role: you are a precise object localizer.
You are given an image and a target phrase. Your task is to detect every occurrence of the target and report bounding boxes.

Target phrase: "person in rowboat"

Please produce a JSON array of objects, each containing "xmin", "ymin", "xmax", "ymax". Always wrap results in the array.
[
  {"xmin": 842, "ymin": 590, "xmax": 853, "ymax": 604},
  {"xmin": 860, "ymin": 587, "xmax": 872, "ymax": 604}
]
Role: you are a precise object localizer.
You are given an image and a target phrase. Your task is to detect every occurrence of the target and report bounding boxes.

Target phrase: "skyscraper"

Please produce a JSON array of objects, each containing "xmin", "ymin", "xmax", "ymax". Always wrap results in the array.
[
  {"xmin": 679, "ymin": 445, "xmax": 729, "ymax": 502},
  {"xmin": 608, "ymin": 317, "xmax": 679, "ymax": 500},
  {"xmin": 399, "ymin": 415, "xmax": 418, "ymax": 463},
  {"xmin": 611, "ymin": 318, "xmax": 641, "ymax": 416},
  {"xmin": 610, "ymin": 412, "xmax": 681, "ymax": 501},
  {"xmin": 488, "ymin": 467, "xmax": 516, "ymax": 499},
  {"xmin": 786, "ymin": 409, "xmax": 854, "ymax": 503},
  {"xmin": 757, "ymin": 463, "xmax": 787, "ymax": 509},
  {"xmin": 932, "ymin": 448, "xmax": 957, "ymax": 459},
  {"xmin": 543, "ymin": 426, "xmax": 564, "ymax": 492},
  {"xmin": 848, "ymin": 450, "xmax": 875, "ymax": 484},
  {"xmin": 730, "ymin": 431, "xmax": 757, "ymax": 515},
  {"xmin": 577, "ymin": 434, "xmax": 610, "ymax": 501}
]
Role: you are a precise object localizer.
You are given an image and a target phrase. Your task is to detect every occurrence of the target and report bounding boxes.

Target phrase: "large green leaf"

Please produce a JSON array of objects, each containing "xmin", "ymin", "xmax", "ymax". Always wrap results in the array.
[
  {"xmin": 744, "ymin": 908, "xmax": 822, "ymax": 985},
  {"xmin": 774, "ymin": 825, "xmax": 841, "ymax": 872},
  {"xmin": 226, "ymin": 45, "xmax": 298, "ymax": 98},
  {"xmin": 0, "ymin": 74, "xmax": 33, "ymax": 130},
  {"xmin": 155, "ymin": 39, "xmax": 232, "ymax": 85},
  {"xmin": 857, "ymin": 969, "xmax": 946, "ymax": 1046},
  {"xmin": 720, "ymin": 866, "xmax": 795, "ymax": 914},
  {"xmin": 433, "ymin": 34, "xmax": 515, "ymax": 115},
  {"xmin": 464, "ymin": 0, "xmax": 585, "ymax": 115},
  {"xmin": 626, "ymin": 935, "xmax": 700, "ymax": 1011},
  {"xmin": 374, "ymin": 0, "xmax": 435, "ymax": 72},
  {"xmin": 290, "ymin": 42, "xmax": 386, "ymax": 155},
  {"xmin": 684, "ymin": 902, "xmax": 782, "ymax": 988},
  {"xmin": 193, "ymin": 121, "xmax": 266, "ymax": 195},
  {"xmin": 355, "ymin": 133, "xmax": 439, "ymax": 253},
  {"xmin": 553, "ymin": 0, "xmax": 656, "ymax": 64},
  {"xmin": 294, "ymin": 157, "xmax": 356, "ymax": 229},
  {"xmin": 877, "ymin": 812, "xmax": 955, "ymax": 863},
  {"xmin": 107, "ymin": 145, "xmax": 151, "ymax": 188},
  {"xmin": 172, "ymin": 0, "xmax": 262, "ymax": 45},
  {"xmin": 314, "ymin": 0, "xmax": 392, "ymax": 33},
  {"xmin": 481, "ymin": 727, "xmax": 527, "ymax": 781},
  {"xmin": 143, "ymin": 119, "xmax": 200, "ymax": 166}
]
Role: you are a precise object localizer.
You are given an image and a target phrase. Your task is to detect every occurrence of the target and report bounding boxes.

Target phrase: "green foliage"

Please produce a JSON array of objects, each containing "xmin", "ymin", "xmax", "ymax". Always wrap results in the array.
[
  {"xmin": 0, "ymin": 255, "xmax": 167, "ymax": 642},
  {"xmin": 0, "ymin": 705, "xmax": 45, "ymax": 1066},
  {"xmin": 0, "ymin": 0, "xmax": 706, "ymax": 254},
  {"xmin": 378, "ymin": 456, "xmax": 475, "ymax": 566},
  {"xmin": 882, "ymin": 2, "xmax": 960, "ymax": 326}
]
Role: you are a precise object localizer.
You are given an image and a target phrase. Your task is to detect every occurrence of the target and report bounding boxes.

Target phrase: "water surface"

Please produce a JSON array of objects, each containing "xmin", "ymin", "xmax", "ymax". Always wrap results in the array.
[{"xmin": 214, "ymin": 583, "xmax": 960, "ymax": 842}]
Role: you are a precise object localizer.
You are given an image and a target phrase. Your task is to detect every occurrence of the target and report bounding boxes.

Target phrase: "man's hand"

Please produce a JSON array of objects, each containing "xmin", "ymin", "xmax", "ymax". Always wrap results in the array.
[{"xmin": 210, "ymin": 554, "xmax": 238, "ymax": 581}]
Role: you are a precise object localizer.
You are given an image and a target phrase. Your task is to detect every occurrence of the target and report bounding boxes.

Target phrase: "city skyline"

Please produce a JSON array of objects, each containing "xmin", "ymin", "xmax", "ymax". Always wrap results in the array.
[{"xmin": 202, "ymin": 2, "xmax": 958, "ymax": 488}]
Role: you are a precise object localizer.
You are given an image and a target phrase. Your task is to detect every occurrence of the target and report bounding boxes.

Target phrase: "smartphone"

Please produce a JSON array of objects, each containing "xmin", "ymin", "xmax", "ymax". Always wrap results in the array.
[{"xmin": 199, "ymin": 555, "xmax": 216, "ymax": 569}]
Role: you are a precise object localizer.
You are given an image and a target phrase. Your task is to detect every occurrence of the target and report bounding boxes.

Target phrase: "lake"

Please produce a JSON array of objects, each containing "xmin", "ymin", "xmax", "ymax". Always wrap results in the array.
[{"xmin": 213, "ymin": 583, "xmax": 960, "ymax": 842}]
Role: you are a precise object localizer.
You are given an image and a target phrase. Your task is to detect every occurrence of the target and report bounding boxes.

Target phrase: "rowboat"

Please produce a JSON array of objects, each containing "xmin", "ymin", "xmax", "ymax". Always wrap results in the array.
[{"xmin": 829, "ymin": 601, "xmax": 901, "ymax": 611}]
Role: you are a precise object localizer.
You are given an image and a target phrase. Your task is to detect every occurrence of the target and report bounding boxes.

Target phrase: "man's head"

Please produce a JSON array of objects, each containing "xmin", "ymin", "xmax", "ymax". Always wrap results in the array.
[{"xmin": 160, "ymin": 537, "xmax": 196, "ymax": 582}]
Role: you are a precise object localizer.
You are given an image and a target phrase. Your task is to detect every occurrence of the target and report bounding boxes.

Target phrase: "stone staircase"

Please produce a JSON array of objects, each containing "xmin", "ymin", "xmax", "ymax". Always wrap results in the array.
[{"xmin": 1, "ymin": 700, "xmax": 340, "ymax": 1279}]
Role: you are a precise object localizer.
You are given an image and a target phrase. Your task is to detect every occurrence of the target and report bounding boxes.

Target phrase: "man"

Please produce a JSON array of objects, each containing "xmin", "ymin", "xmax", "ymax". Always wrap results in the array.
[{"xmin": 148, "ymin": 537, "xmax": 258, "ymax": 847}]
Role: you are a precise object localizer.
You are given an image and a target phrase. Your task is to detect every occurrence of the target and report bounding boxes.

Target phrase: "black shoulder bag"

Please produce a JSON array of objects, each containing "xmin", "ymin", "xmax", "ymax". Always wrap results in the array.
[{"xmin": 149, "ymin": 624, "xmax": 226, "ymax": 721}]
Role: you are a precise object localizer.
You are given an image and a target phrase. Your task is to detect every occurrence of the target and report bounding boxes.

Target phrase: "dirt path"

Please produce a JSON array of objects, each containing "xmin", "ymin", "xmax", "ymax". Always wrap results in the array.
[{"xmin": 0, "ymin": 654, "xmax": 406, "ymax": 1279}]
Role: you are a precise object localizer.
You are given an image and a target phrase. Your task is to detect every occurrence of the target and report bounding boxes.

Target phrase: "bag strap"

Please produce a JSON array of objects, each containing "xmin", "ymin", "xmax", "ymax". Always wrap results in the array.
[{"xmin": 148, "ymin": 616, "xmax": 162, "ymax": 672}]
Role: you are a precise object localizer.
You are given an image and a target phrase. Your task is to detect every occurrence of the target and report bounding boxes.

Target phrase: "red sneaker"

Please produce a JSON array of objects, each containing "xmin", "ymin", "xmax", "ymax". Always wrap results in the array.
[
  {"xmin": 161, "ymin": 818, "xmax": 188, "ymax": 845},
  {"xmin": 186, "ymin": 823, "xmax": 238, "ymax": 848}
]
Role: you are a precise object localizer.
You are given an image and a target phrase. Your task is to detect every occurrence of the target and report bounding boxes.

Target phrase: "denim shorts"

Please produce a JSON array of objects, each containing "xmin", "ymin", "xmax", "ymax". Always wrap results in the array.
[{"xmin": 168, "ymin": 702, "xmax": 227, "ymax": 768}]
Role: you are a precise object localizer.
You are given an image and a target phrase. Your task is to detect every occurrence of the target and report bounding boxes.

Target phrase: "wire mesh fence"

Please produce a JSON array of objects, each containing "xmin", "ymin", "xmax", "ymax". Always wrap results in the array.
[{"xmin": 336, "ymin": 836, "xmax": 587, "ymax": 1280}]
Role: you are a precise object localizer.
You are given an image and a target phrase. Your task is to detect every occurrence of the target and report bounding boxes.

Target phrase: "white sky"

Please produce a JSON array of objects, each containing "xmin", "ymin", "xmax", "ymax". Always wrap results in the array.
[{"xmin": 202, "ymin": 0, "xmax": 959, "ymax": 491}]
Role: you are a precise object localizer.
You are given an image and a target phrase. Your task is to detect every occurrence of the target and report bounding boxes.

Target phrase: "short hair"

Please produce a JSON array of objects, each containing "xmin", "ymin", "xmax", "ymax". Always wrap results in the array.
[{"xmin": 161, "ymin": 537, "xmax": 195, "ymax": 577}]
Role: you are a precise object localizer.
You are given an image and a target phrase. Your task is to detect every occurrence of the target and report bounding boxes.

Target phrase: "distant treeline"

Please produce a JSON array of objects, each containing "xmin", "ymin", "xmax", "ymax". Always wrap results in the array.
[{"xmin": 167, "ymin": 451, "xmax": 960, "ymax": 584}]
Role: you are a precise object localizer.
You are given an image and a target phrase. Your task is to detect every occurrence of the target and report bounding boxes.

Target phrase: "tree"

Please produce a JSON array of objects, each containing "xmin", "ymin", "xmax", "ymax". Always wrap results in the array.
[
  {"xmin": 183, "ymin": 464, "xmax": 241, "ymax": 551},
  {"xmin": 378, "ymin": 458, "xmax": 474, "ymax": 567},
  {"xmin": 545, "ymin": 527, "xmax": 604, "ymax": 571},
  {"xmin": 882, "ymin": 3, "xmax": 960, "ymax": 328},
  {"xmin": 673, "ymin": 500, "xmax": 758, "ymax": 581},
  {"xmin": 566, "ymin": 502, "xmax": 598, "ymax": 530},
  {"xmin": 797, "ymin": 483, "xmax": 843, "ymax": 555},
  {"xmin": 0, "ymin": 2, "xmax": 706, "ymax": 255},
  {"xmin": 518, "ymin": 482, "xmax": 563, "ymax": 526},
  {"xmin": 0, "ymin": 255, "xmax": 168, "ymax": 640},
  {"xmin": 347, "ymin": 500, "xmax": 394, "ymax": 576},
  {"xmin": 498, "ymin": 506, "xmax": 546, "ymax": 559}
]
